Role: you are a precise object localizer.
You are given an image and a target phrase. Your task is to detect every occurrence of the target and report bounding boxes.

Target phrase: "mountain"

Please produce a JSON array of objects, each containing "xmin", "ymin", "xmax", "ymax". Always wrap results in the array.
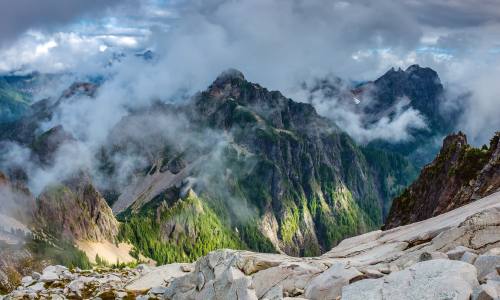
[
  {"xmin": 106, "ymin": 69, "xmax": 417, "ymax": 261},
  {"xmin": 364, "ymin": 65, "xmax": 459, "ymax": 165},
  {"xmin": 0, "ymin": 73, "xmax": 63, "ymax": 124},
  {"xmin": 0, "ymin": 67, "xmax": 466, "ymax": 293},
  {"xmin": 384, "ymin": 131, "xmax": 500, "ymax": 229},
  {"xmin": 0, "ymin": 75, "xmax": 33, "ymax": 123},
  {"xmin": 34, "ymin": 175, "xmax": 119, "ymax": 243},
  {"xmin": 303, "ymin": 65, "xmax": 459, "ymax": 167},
  {"xmin": 0, "ymin": 168, "xmax": 131, "ymax": 293},
  {"xmin": 365, "ymin": 65, "xmax": 448, "ymax": 130},
  {"xmin": 0, "ymin": 81, "xmax": 97, "ymax": 147},
  {"xmin": 0, "ymin": 66, "xmax": 498, "ymax": 298}
]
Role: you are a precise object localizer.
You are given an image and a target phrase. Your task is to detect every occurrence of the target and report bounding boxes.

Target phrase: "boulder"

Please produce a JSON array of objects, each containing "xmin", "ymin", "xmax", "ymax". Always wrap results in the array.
[
  {"xmin": 261, "ymin": 285, "xmax": 282, "ymax": 300},
  {"xmin": 472, "ymin": 282, "xmax": 500, "ymax": 300},
  {"xmin": 419, "ymin": 251, "xmax": 448, "ymax": 262},
  {"xmin": 68, "ymin": 279, "xmax": 85, "ymax": 296},
  {"xmin": 342, "ymin": 259, "xmax": 478, "ymax": 300},
  {"xmin": 31, "ymin": 272, "xmax": 41, "ymax": 280},
  {"xmin": 136, "ymin": 264, "xmax": 152, "ymax": 273},
  {"xmin": 252, "ymin": 261, "xmax": 325, "ymax": 298},
  {"xmin": 43, "ymin": 265, "xmax": 68, "ymax": 275},
  {"xmin": 447, "ymin": 246, "xmax": 478, "ymax": 260},
  {"xmin": 484, "ymin": 248, "xmax": 500, "ymax": 256},
  {"xmin": 474, "ymin": 251, "xmax": 500, "ymax": 282},
  {"xmin": 149, "ymin": 286, "xmax": 168, "ymax": 294},
  {"xmin": 40, "ymin": 271, "xmax": 59, "ymax": 282},
  {"xmin": 163, "ymin": 250, "xmax": 258, "ymax": 300},
  {"xmin": 483, "ymin": 271, "xmax": 500, "ymax": 282},
  {"xmin": 126, "ymin": 263, "xmax": 193, "ymax": 291},
  {"xmin": 303, "ymin": 262, "xmax": 362, "ymax": 300},
  {"xmin": 461, "ymin": 252, "xmax": 478, "ymax": 264},
  {"xmin": 27, "ymin": 282, "xmax": 46, "ymax": 293},
  {"xmin": 115, "ymin": 291, "xmax": 128, "ymax": 298},
  {"xmin": 21, "ymin": 276, "xmax": 33, "ymax": 286}
]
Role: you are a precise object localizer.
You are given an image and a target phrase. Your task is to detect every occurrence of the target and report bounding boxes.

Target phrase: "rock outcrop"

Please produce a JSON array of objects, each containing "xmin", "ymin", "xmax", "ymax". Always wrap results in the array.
[
  {"xmin": 34, "ymin": 176, "xmax": 119, "ymax": 242},
  {"xmin": 384, "ymin": 131, "xmax": 500, "ymax": 229},
  {"xmin": 342, "ymin": 259, "xmax": 478, "ymax": 300},
  {"xmin": 6, "ymin": 191, "xmax": 498, "ymax": 299},
  {"xmin": 0, "ymin": 171, "xmax": 127, "ymax": 293}
]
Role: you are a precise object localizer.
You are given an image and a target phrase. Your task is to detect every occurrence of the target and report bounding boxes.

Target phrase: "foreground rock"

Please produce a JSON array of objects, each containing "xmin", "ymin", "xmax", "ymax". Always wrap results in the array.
[
  {"xmin": 3, "ymin": 191, "xmax": 500, "ymax": 299},
  {"xmin": 342, "ymin": 259, "xmax": 478, "ymax": 300}
]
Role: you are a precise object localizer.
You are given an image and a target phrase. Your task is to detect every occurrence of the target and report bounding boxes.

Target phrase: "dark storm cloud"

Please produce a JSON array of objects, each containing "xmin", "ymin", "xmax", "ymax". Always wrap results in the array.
[
  {"xmin": 402, "ymin": 0, "xmax": 500, "ymax": 28},
  {"xmin": 1, "ymin": 0, "xmax": 499, "ymax": 149},
  {"xmin": 0, "ymin": 0, "xmax": 127, "ymax": 45}
]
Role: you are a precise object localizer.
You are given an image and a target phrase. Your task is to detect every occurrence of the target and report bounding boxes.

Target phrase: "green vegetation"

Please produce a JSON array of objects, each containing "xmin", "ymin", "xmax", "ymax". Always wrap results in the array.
[
  {"xmin": 238, "ymin": 222, "xmax": 276, "ymax": 253},
  {"xmin": 280, "ymin": 204, "xmax": 300, "ymax": 244},
  {"xmin": 95, "ymin": 254, "xmax": 109, "ymax": 267},
  {"xmin": 118, "ymin": 192, "xmax": 244, "ymax": 264},
  {"xmin": 313, "ymin": 184, "xmax": 370, "ymax": 250},
  {"xmin": 453, "ymin": 146, "xmax": 489, "ymax": 181},
  {"xmin": 362, "ymin": 146, "xmax": 418, "ymax": 215},
  {"xmin": 26, "ymin": 237, "xmax": 92, "ymax": 269},
  {"xmin": 0, "ymin": 76, "xmax": 32, "ymax": 123}
]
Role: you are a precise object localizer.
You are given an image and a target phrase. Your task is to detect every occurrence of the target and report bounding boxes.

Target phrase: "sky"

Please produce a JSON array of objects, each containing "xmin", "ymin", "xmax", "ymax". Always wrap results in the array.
[{"xmin": 0, "ymin": 0, "xmax": 499, "ymax": 146}]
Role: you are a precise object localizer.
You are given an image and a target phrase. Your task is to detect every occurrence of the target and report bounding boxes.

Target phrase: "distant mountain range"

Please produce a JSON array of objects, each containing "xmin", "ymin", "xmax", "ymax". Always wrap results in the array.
[{"xmin": 0, "ymin": 65, "xmax": 496, "ymax": 295}]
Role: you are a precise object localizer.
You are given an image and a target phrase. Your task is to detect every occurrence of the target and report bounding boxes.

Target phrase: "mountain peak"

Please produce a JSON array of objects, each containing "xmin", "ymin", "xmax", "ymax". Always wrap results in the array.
[
  {"xmin": 213, "ymin": 68, "xmax": 246, "ymax": 86},
  {"xmin": 405, "ymin": 64, "xmax": 422, "ymax": 73},
  {"xmin": 442, "ymin": 131, "xmax": 467, "ymax": 150},
  {"xmin": 384, "ymin": 131, "xmax": 500, "ymax": 229}
]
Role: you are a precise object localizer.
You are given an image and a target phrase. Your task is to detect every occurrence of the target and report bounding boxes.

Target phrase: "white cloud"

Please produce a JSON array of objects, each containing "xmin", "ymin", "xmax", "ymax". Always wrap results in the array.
[{"xmin": 0, "ymin": 0, "xmax": 499, "ymax": 197}]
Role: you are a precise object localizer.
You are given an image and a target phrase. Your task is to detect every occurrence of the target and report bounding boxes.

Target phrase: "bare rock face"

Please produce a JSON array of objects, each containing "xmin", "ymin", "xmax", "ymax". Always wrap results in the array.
[
  {"xmin": 125, "ymin": 263, "xmax": 194, "ymax": 292},
  {"xmin": 342, "ymin": 259, "xmax": 478, "ymax": 300},
  {"xmin": 385, "ymin": 132, "xmax": 500, "ymax": 229},
  {"xmin": 163, "ymin": 250, "xmax": 259, "ymax": 300},
  {"xmin": 474, "ymin": 248, "xmax": 500, "ymax": 282},
  {"xmin": 303, "ymin": 262, "xmax": 362, "ymax": 300},
  {"xmin": 34, "ymin": 176, "xmax": 119, "ymax": 242}
]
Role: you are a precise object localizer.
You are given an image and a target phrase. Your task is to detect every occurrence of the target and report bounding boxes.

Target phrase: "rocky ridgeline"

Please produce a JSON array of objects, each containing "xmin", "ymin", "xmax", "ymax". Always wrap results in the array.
[
  {"xmin": 3, "ymin": 191, "xmax": 500, "ymax": 300},
  {"xmin": 385, "ymin": 131, "xmax": 500, "ymax": 229}
]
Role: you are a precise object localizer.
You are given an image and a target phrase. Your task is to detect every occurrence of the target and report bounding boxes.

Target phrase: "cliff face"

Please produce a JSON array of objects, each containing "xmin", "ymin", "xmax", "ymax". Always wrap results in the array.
[
  {"xmin": 114, "ymin": 70, "xmax": 416, "ymax": 259},
  {"xmin": 0, "ymin": 171, "xmax": 119, "ymax": 293},
  {"xmin": 384, "ymin": 131, "xmax": 500, "ymax": 229},
  {"xmin": 35, "ymin": 177, "xmax": 119, "ymax": 242}
]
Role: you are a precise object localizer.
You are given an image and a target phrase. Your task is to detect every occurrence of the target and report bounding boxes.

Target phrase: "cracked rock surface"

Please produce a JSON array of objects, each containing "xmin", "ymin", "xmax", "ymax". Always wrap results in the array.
[{"xmin": 3, "ymin": 191, "xmax": 500, "ymax": 300}]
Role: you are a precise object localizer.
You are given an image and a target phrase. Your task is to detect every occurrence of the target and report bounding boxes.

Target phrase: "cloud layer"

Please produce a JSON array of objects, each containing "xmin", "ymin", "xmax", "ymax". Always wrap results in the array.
[
  {"xmin": 0, "ymin": 0, "xmax": 499, "ymax": 196},
  {"xmin": 0, "ymin": 0, "xmax": 129, "ymax": 45}
]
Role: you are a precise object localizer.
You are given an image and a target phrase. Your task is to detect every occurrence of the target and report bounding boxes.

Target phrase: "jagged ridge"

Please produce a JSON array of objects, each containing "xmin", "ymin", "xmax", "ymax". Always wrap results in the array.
[{"xmin": 384, "ymin": 131, "xmax": 500, "ymax": 229}]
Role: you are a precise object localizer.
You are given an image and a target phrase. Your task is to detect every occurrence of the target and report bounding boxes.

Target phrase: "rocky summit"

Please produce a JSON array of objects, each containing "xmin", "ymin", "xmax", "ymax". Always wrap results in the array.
[
  {"xmin": 385, "ymin": 131, "xmax": 500, "ymax": 229},
  {"xmin": 4, "ymin": 191, "xmax": 500, "ymax": 300}
]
